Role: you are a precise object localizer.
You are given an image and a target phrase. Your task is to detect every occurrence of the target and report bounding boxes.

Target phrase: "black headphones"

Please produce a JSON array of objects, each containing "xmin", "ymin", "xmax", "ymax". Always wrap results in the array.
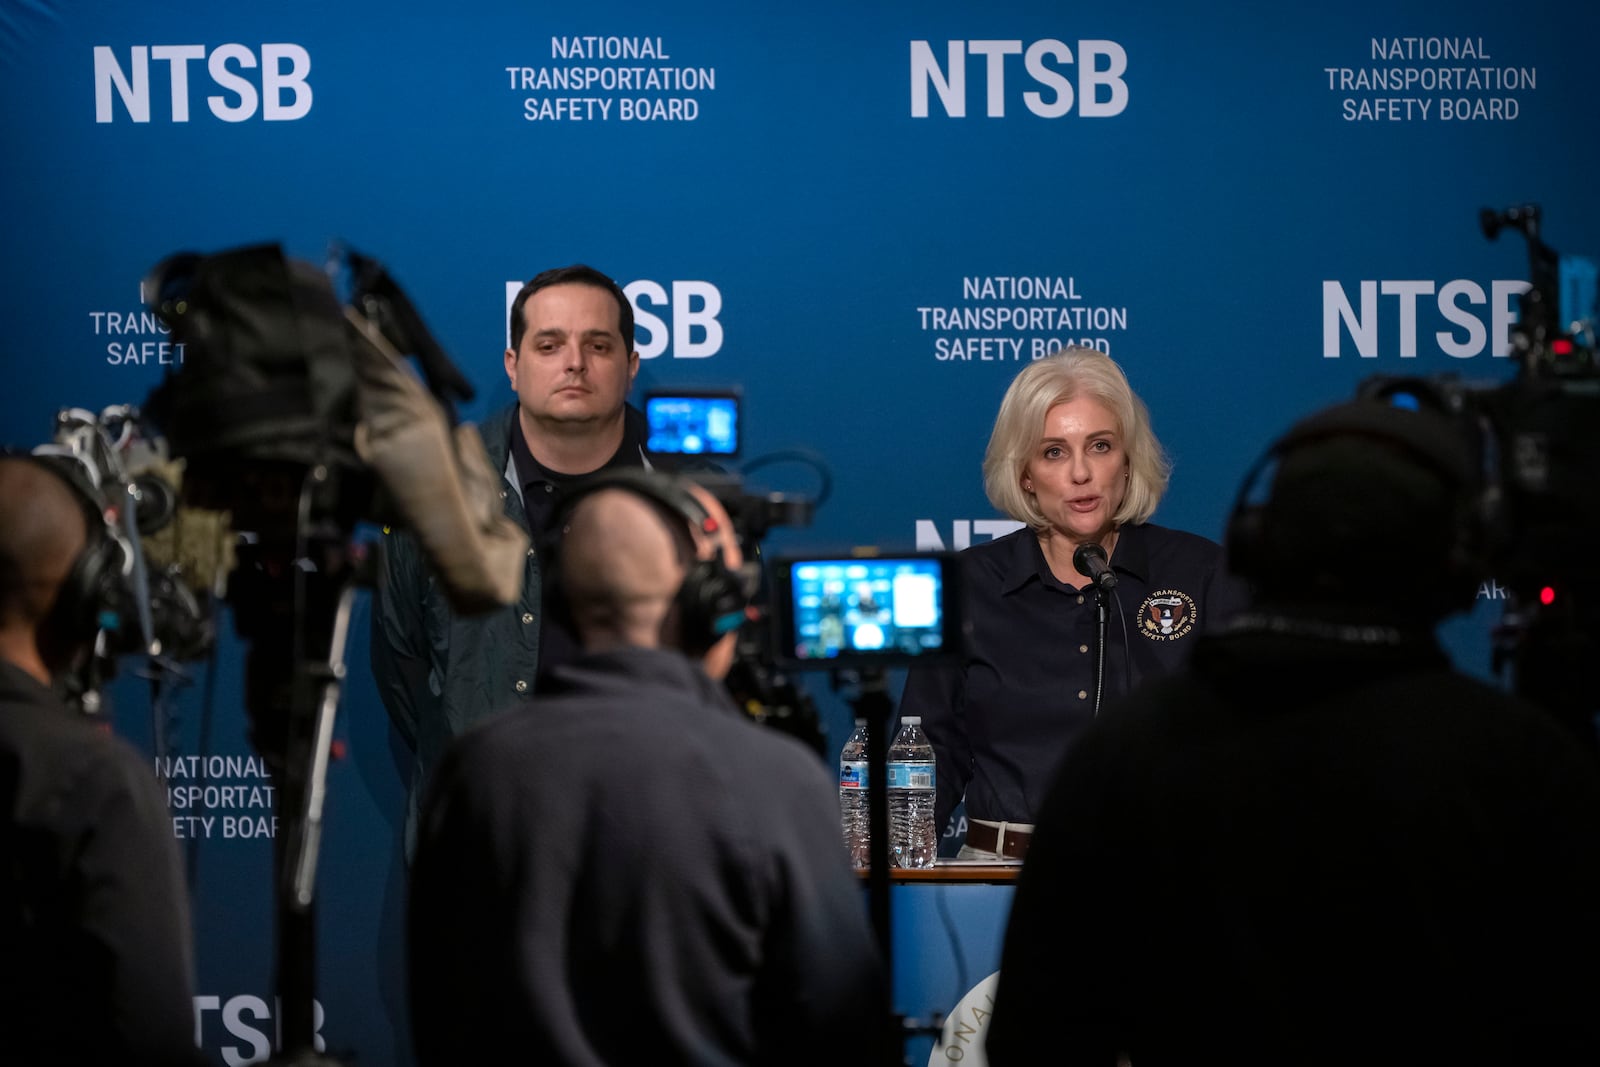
[
  {"xmin": 541, "ymin": 468, "xmax": 752, "ymax": 655},
  {"xmin": 3, "ymin": 452, "xmax": 128, "ymax": 657},
  {"xmin": 1225, "ymin": 398, "xmax": 1500, "ymax": 617}
]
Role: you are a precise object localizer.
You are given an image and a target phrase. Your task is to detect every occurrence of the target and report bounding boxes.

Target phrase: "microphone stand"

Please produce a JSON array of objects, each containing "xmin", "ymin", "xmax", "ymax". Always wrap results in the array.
[
  {"xmin": 1072, "ymin": 542, "xmax": 1116, "ymax": 719},
  {"xmin": 1091, "ymin": 584, "xmax": 1110, "ymax": 718}
]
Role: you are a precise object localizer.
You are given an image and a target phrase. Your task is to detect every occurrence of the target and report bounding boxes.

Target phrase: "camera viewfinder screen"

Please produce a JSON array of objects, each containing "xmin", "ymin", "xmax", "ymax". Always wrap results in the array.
[
  {"xmin": 788, "ymin": 558, "xmax": 946, "ymax": 662},
  {"xmin": 646, "ymin": 394, "xmax": 739, "ymax": 456}
]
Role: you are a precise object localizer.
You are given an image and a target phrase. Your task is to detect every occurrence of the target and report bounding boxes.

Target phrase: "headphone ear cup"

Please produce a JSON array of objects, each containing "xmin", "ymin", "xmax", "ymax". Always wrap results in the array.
[
  {"xmin": 62, "ymin": 539, "xmax": 106, "ymax": 646},
  {"xmin": 542, "ymin": 468, "xmax": 750, "ymax": 655},
  {"xmin": 1440, "ymin": 503, "xmax": 1492, "ymax": 616},
  {"xmin": 675, "ymin": 552, "xmax": 749, "ymax": 656},
  {"xmin": 1226, "ymin": 401, "xmax": 1494, "ymax": 619},
  {"xmin": 1223, "ymin": 442, "xmax": 1281, "ymax": 590},
  {"xmin": 20, "ymin": 454, "xmax": 124, "ymax": 658},
  {"xmin": 1224, "ymin": 502, "xmax": 1265, "ymax": 587}
]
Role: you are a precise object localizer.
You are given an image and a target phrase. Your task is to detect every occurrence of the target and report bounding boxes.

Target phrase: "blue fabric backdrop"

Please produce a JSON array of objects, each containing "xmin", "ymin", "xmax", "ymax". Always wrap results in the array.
[{"xmin": 2, "ymin": 2, "xmax": 1595, "ymax": 1062}]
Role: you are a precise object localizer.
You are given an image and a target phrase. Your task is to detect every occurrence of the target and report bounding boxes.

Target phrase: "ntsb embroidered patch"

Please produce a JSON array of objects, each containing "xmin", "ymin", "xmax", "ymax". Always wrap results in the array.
[{"xmin": 1138, "ymin": 589, "xmax": 1197, "ymax": 641}]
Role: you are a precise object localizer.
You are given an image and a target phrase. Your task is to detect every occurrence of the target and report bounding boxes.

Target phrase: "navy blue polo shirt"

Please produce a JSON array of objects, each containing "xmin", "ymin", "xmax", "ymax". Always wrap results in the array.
[
  {"xmin": 901, "ymin": 522, "xmax": 1247, "ymax": 832},
  {"xmin": 507, "ymin": 407, "xmax": 652, "ymax": 674}
]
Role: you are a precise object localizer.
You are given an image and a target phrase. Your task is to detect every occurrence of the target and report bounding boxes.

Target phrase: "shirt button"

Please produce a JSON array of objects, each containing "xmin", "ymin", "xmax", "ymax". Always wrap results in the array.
[
  {"xmin": 500, "ymin": 489, "xmax": 508, "ymax": 500},
  {"xmin": 514, "ymin": 680, "xmax": 528, "ymax": 694},
  {"xmin": 1078, "ymin": 690, "xmax": 1088, "ymax": 700},
  {"xmin": 544, "ymin": 484, "xmax": 555, "ymax": 493},
  {"xmin": 521, "ymin": 612, "xmax": 534, "ymax": 624},
  {"xmin": 1076, "ymin": 594, "xmax": 1085, "ymax": 605},
  {"xmin": 1079, "ymin": 644, "xmax": 1089, "ymax": 654}
]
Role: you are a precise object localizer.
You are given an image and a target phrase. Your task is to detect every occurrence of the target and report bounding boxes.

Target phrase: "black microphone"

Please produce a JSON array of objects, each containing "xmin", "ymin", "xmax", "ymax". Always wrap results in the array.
[{"xmin": 1072, "ymin": 542, "xmax": 1118, "ymax": 593}]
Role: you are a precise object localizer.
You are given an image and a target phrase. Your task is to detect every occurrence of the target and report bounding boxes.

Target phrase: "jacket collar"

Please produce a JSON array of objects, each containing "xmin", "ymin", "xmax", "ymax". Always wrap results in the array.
[
  {"xmin": 999, "ymin": 522, "xmax": 1153, "ymax": 594},
  {"xmin": 542, "ymin": 645, "xmax": 737, "ymax": 714},
  {"xmin": 490, "ymin": 401, "xmax": 653, "ymax": 501}
]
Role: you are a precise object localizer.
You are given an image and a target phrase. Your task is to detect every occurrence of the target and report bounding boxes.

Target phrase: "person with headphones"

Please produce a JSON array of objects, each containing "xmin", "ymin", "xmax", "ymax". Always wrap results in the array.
[
  {"xmin": 0, "ymin": 455, "xmax": 205, "ymax": 1065},
  {"xmin": 985, "ymin": 399, "xmax": 1600, "ymax": 1066},
  {"xmin": 406, "ymin": 469, "xmax": 886, "ymax": 1064}
]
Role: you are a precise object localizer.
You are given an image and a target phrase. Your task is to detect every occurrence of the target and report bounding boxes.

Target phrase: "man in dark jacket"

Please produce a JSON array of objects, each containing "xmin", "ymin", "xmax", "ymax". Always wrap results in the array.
[
  {"xmin": 0, "ymin": 455, "xmax": 204, "ymax": 1066},
  {"xmin": 409, "ymin": 470, "xmax": 887, "ymax": 1064},
  {"xmin": 371, "ymin": 264, "xmax": 654, "ymax": 859},
  {"xmin": 987, "ymin": 399, "xmax": 1600, "ymax": 1066}
]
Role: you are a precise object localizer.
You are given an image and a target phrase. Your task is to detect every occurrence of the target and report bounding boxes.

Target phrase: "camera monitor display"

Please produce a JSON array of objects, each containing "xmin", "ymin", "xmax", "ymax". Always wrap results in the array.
[
  {"xmin": 770, "ymin": 553, "xmax": 962, "ymax": 668},
  {"xmin": 645, "ymin": 389, "xmax": 740, "ymax": 457}
]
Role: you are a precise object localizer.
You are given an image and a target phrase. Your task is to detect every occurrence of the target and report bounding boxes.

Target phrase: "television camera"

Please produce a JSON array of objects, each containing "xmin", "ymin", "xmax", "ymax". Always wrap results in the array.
[
  {"xmin": 643, "ymin": 388, "xmax": 829, "ymax": 751},
  {"xmin": 24, "ymin": 404, "xmax": 222, "ymax": 728},
  {"xmin": 1358, "ymin": 204, "xmax": 1600, "ymax": 746},
  {"xmin": 17, "ymin": 240, "xmax": 523, "ymax": 1067}
]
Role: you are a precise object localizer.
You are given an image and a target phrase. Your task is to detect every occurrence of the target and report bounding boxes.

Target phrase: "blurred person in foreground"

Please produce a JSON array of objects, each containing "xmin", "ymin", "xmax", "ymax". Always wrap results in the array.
[
  {"xmin": 900, "ymin": 346, "xmax": 1245, "ymax": 860},
  {"xmin": 0, "ymin": 455, "xmax": 203, "ymax": 1066},
  {"xmin": 408, "ymin": 468, "xmax": 886, "ymax": 1065},
  {"xmin": 987, "ymin": 399, "xmax": 1600, "ymax": 1066}
]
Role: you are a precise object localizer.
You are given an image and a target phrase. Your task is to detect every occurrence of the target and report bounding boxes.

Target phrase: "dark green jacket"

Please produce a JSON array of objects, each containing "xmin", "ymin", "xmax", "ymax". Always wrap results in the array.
[{"xmin": 371, "ymin": 402, "xmax": 542, "ymax": 860}]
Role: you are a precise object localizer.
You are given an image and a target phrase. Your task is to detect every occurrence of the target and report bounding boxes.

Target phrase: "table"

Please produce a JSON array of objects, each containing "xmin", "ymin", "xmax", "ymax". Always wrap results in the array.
[{"xmin": 867, "ymin": 862, "xmax": 1019, "ymax": 1065}]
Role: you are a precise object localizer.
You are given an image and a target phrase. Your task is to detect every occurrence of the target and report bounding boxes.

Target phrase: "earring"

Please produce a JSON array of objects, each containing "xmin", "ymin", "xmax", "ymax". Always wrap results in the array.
[{"xmin": 1024, "ymin": 480, "xmax": 1033, "ymax": 492}]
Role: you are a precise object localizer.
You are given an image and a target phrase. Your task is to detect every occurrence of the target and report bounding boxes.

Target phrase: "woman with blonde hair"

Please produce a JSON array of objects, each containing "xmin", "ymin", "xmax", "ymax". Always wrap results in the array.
[{"xmin": 901, "ymin": 347, "xmax": 1244, "ymax": 861}]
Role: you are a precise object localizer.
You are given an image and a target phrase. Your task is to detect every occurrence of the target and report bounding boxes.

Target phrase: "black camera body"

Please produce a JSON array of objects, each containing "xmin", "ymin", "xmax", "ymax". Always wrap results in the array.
[
  {"xmin": 1357, "ymin": 206, "xmax": 1600, "ymax": 743},
  {"xmin": 1358, "ymin": 205, "xmax": 1600, "ymax": 606},
  {"xmin": 25, "ymin": 405, "xmax": 217, "ymax": 714}
]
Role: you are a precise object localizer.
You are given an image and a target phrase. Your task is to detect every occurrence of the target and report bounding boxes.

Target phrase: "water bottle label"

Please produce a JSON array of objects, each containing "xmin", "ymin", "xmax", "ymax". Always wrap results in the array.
[
  {"xmin": 839, "ymin": 760, "xmax": 868, "ymax": 790},
  {"xmin": 887, "ymin": 761, "xmax": 935, "ymax": 790}
]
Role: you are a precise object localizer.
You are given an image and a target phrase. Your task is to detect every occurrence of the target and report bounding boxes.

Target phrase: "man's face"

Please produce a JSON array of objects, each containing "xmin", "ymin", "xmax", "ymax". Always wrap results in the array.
[{"xmin": 504, "ymin": 282, "xmax": 639, "ymax": 429}]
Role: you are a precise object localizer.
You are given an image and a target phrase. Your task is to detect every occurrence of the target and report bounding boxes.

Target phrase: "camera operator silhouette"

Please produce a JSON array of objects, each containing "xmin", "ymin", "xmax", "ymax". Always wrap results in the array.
[{"xmin": 988, "ymin": 398, "xmax": 1600, "ymax": 1067}]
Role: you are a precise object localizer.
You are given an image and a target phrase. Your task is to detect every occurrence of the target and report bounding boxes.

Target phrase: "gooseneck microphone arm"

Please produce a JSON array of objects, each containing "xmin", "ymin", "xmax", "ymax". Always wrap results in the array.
[
  {"xmin": 1073, "ymin": 542, "xmax": 1117, "ymax": 718},
  {"xmin": 1091, "ymin": 586, "xmax": 1109, "ymax": 716}
]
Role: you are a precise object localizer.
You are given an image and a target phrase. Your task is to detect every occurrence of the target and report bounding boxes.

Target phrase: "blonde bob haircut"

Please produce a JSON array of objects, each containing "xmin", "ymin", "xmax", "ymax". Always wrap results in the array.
[{"xmin": 983, "ymin": 347, "xmax": 1171, "ymax": 532}]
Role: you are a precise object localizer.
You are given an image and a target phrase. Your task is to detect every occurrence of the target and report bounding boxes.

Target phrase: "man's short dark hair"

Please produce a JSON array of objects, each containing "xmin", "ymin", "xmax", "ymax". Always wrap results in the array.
[{"xmin": 508, "ymin": 264, "xmax": 635, "ymax": 356}]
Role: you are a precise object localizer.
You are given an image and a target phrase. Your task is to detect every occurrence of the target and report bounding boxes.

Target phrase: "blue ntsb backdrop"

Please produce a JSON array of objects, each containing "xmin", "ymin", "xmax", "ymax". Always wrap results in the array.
[{"xmin": 1, "ymin": 2, "xmax": 1596, "ymax": 1063}]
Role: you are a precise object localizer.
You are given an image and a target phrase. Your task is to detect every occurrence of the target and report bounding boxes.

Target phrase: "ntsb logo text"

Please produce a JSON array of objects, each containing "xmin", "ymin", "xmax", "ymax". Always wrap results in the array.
[
  {"xmin": 94, "ymin": 44, "xmax": 313, "ymax": 123},
  {"xmin": 911, "ymin": 39, "xmax": 1129, "ymax": 118}
]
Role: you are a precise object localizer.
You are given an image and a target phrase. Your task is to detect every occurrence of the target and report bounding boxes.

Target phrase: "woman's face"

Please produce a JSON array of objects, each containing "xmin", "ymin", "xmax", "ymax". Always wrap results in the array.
[{"xmin": 1022, "ymin": 395, "xmax": 1128, "ymax": 545}]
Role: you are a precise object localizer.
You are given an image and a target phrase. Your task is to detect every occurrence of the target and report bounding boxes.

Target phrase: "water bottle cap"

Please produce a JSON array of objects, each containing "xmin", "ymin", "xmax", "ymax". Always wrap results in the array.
[{"xmin": 902, "ymin": 716, "xmax": 921, "ymax": 724}]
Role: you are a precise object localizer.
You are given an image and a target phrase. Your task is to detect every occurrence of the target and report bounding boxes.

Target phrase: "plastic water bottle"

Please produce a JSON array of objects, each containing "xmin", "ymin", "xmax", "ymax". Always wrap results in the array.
[
  {"xmin": 888, "ymin": 716, "xmax": 937, "ymax": 869},
  {"xmin": 837, "ymin": 718, "xmax": 870, "ymax": 869}
]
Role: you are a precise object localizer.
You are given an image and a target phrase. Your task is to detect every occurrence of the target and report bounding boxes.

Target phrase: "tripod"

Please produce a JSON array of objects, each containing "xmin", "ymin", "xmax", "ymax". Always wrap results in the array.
[
  {"xmin": 270, "ymin": 572, "xmax": 356, "ymax": 1065},
  {"xmin": 226, "ymin": 467, "xmax": 366, "ymax": 1067},
  {"xmin": 844, "ymin": 668, "xmax": 951, "ymax": 1066}
]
